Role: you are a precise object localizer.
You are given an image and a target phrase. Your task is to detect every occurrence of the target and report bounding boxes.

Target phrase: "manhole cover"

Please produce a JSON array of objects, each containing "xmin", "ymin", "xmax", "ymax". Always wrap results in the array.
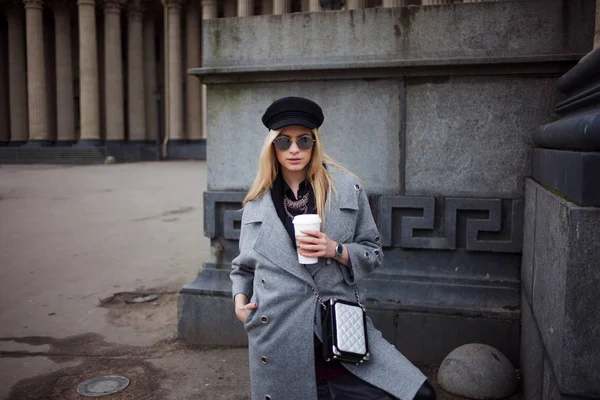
[{"xmin": 76, "ymin": 376, "xmax": 129, "ymax": 397}]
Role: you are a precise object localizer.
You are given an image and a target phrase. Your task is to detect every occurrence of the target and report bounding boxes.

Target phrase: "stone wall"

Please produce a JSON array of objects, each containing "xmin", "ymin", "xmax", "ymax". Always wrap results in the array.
[
  {"xmin": 521, "ymin": 45, "xmax": 600, "ymax": 399},
  {"xmin": 180, "ymin": 0, "xmax": 597, "ymax": 365}
]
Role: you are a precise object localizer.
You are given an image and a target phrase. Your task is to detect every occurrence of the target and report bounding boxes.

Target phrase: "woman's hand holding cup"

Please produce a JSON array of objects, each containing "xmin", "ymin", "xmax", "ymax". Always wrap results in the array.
[{"xmin": 296, "ymin": 230, "xmax": 336, "ymax": 260}]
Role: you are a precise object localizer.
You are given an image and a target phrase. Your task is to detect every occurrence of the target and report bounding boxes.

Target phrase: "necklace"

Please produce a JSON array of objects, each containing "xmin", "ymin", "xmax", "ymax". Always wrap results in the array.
[{"xmin": 283, "ymin": 191, "xmax": 309, "ymax": 220}]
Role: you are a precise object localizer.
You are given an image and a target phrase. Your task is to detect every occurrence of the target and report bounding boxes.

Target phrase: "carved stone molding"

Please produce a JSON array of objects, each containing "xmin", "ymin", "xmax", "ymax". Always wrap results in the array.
[
  {"xmin": 161, "ymin": 0, "xmax": 183, "ymax": 9},
  {"xmin": 378, "ymin": 196, "xmax": 524, "ymax": 253},
  {"xmin": 126, "ymin": 0, "xmax": 144, "ymax": 16},
  {"xmin": 102, "ymin": 0, "xmax": 125, "ymax": 12},
  {"xmin": 204, "ymin": 191, "xmax": 246, "ymax": 240},
  {"xmin": 22, "ymin": 0, "xmax": 43, "ymax": 9}
]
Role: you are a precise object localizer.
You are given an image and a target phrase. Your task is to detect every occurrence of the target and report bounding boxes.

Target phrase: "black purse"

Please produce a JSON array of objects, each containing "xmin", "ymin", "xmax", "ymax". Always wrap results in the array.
[{"xmin": 313, "ymin": 286, "xmax": 370, "ymax": 365}]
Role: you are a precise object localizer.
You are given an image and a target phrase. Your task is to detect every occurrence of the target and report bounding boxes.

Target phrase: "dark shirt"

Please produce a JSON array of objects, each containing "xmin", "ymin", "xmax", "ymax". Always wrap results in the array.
[
  {"xmin": 271, "ymin": 171, "xmax": 317, "ymax": 247},
  {"xmin": 270, "ymin": 171, "xmax": 349, "ymax": 382}
]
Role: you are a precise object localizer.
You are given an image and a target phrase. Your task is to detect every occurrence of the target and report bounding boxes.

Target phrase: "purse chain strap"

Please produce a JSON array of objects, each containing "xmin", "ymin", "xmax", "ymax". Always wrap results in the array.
[{"xmin": 311, "ymin": 284, "xmax": 364, "ymax": 310}]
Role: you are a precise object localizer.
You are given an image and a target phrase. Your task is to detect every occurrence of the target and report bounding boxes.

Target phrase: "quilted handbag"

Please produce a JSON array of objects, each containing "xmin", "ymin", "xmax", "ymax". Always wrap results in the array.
[{"xmin": 313, "ymin": 286, "xmax": 370, "ymax": 365}]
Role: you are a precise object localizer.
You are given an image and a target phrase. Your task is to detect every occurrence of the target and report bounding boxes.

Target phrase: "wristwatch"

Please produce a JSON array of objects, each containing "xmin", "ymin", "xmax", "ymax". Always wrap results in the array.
[{"xmin": 335, "ymin": 242, "xmax": 344, "ymax": 259}]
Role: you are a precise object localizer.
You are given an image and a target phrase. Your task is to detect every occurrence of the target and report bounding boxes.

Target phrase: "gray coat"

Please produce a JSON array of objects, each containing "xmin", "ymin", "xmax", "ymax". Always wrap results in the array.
[{"xmin": 230, "ymin": 169, "xmax": 426, "ymax": 400}]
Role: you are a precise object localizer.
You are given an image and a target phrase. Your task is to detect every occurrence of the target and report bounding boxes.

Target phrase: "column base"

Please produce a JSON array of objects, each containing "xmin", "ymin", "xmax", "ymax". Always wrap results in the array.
[
  {"xmin": 54, "ymin": 140, "xmax": 77, "ymax": 147},
  {"xmin": 8, "ymin": 141, "xmax": 28, "ymax": 147},
  {"xmin": 0, "ymin": 141, "xmax": 9, "ymax": 147},
  {"xmin": 166, "ymin": 139, "xmax": 206, "ymax": 160},
  {"xmin": 73, "ymin": 140, "xmax": 104, "ymax": 148},
  {"xmin": 23, "ymin": 140, "xmax": 54, "ymax": 148}
]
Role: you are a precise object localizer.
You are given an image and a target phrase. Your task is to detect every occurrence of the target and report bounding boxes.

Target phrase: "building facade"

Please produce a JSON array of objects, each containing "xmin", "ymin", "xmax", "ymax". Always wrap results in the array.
[{"xmin": 0, "ymin": 0, "xmax": 508, "ymax": 160}]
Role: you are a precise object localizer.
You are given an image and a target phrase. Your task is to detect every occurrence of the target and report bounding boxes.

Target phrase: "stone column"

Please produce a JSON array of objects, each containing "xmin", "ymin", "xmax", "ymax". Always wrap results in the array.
[
  {"xmin": 422, "ymin": 0, "xmax": 452, "ymax": 4},
  {"xmin": 238, "ymin": 0, "xmax": 253, "ymax": 16},
  {"xmin": 186, "ymin": 0, "xmax": 202, "ymax": 140},
  {"xmin": 163, "ymin": 0, "xmax": 184, "ymax": 140},
  {"xmin": 52, "ymin": 1, "xmax": 76, "ymax": 143},
  {"xmin": 203, "ymin": 0, "xmax": 218, "ymax": 18},
  {"xmin": 262, "ymin": 0, "xmax": 273, "ymax": 14},
  {"xmin": 5, "ymin": 6, "xmax": 28, "ymax": 143},
  {"xmin": 103, "ymin": 0, "xmax": 125, "ymax": 141},
  {"xmin": 78, "ymin": 0, "xmax": 101, "ymax": 142},
  {"xmin": 308, "ymin": 0, "xmax": 319, "ymax": 12},
  {"xmin": 127, "ymin": 0, "xmax": 146, "ymax": 141},
  {"xmin": 144, "ymin": 13, "xmax": 158, "ymax": 141},
  {"xmin": 382, "ymin": 0, "xmax": 405, "ymax": 7},
  {"xmin": 0, "ymin": 23, "xmax": 10, "ymax": 143},
  {"xmin": 346, "ymin": 0, "xmax": 365, "ymax": 9},
  {"xmin": 223, "ymin": 0, "xmax": 236, "ymax": 17},
  {"xmin": 301, "ymin": 0, "xmax": 308, "ymax": 12},
  {"xmin": 24, "ymin": 0, "xmax": 49, "ymax": 143}
]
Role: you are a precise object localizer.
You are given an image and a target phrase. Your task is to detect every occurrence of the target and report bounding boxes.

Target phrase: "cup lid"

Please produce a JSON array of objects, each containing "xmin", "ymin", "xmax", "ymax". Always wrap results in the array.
[{"xmin": 292, "ymin": 214, "xmax": 322, "ymax": 224}]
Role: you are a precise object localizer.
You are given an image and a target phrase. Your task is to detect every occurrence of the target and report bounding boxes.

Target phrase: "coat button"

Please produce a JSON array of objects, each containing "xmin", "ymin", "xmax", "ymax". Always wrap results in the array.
[
  {"xmin": 261, "ymin": 278, "xmax": 266, "ymax": 287},
  {"xmin": 261, "ymin": 356, "xmax": 268, "ymax": 364},
  {"xmin": 260, "ymin": 315, "xmax": 268, "ymax": 323},
  {"xmin": 265, "ymin": 396, "xmax": 272, "ymax": 400},
  {"xmin": 354, "ymin": 184, "xmax": 361, "ymax": 191},
  {"xmin": 374, "ymin": 250, "xmax": 380, "ymax": 256},
  {"xmin": 365, "ymin": 252, "xmax": 371, "ymax": 259},
  {"xmin": 375, "ymin": 236, "xmax": 380, "ymax": 243}
]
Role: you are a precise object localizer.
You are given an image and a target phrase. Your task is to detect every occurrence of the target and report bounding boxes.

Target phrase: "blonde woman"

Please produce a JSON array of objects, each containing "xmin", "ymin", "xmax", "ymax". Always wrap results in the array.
[{"xmin": 230, "ymin": 97, "xmax": 436, "ymax": 400}]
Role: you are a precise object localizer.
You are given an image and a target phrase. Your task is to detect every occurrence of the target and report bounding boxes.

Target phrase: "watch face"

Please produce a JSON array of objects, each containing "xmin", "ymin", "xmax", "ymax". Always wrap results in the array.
[{"xmin": 336, "ymin": 244, "xmax": 343, "ymax": 256}]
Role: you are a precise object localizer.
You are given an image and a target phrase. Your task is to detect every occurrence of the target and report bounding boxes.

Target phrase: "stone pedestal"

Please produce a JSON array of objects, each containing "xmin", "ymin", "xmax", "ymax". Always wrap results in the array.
[
  {"xmin": 521, "ymin": 46, "xmax": 600, "ymax": 400},
  {"xmin": 182, "ymin": 1, "xmax": 596, "ymax": 365},
  {"xmin": 347, "ymin": 0, "xmax": 365, "ymax": 10}
]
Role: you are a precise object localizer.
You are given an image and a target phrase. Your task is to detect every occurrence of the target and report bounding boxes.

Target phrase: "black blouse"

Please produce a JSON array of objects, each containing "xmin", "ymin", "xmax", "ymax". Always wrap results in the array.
[{"xmin": 270, "ymin": 171, "xmax": 316, "ymax": 248}]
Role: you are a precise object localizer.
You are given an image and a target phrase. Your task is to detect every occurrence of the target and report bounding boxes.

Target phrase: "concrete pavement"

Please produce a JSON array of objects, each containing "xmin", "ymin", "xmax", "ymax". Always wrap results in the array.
[{"xmin": 0, "ymin": 161, "xmax": 250, "ymax": 399}]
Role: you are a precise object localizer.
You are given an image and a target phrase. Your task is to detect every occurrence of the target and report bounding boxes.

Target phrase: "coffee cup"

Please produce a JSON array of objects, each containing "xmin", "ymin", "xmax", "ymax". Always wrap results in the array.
[{"xmin": 292, "ymin": 214, "xmax": 322, "ymax": 264}]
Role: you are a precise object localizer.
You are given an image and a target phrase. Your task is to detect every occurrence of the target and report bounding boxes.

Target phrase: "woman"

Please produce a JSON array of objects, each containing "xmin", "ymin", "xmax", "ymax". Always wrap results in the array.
[{"xmin": 230, "ymin": 97, "xmax": 436, "ymax": 400}]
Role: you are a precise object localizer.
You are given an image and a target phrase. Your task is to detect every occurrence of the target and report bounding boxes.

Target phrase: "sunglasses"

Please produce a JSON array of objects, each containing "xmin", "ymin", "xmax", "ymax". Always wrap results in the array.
[{"xmin": 272, "ymin": 135, "xmax": 315, "ymax": 151}]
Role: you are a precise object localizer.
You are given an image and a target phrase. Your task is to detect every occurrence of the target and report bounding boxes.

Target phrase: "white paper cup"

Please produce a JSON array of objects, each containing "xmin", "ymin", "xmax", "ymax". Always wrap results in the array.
[{"xmin": 292, "ymin": 214, "xmax": 322, "ymax": 264}]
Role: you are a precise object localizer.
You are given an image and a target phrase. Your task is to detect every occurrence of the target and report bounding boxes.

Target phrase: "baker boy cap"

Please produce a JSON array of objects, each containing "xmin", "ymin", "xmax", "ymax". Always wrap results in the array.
[{"xmin": 262, "ymin": 96, "xmax": 324, "ymax": 131}]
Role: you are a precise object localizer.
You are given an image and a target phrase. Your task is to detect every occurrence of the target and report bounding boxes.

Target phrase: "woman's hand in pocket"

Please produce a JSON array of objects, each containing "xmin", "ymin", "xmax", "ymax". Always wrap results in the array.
[{"xmin": 234, "ymin": 294, "xmax": 258, "ymax": 323}]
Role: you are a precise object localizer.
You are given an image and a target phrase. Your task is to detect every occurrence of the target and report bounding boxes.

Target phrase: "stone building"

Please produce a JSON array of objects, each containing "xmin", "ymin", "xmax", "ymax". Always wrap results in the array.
[{"xmin": 1, "ymin": 0, "xmax": 517, "ymax": 162}]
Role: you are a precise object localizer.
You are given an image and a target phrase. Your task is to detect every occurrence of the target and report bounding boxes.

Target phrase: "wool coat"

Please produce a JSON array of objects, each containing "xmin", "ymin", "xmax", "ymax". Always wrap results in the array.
[{"xmin": 230, "ymin": 169, "xmax": 426, "ymax": 400}]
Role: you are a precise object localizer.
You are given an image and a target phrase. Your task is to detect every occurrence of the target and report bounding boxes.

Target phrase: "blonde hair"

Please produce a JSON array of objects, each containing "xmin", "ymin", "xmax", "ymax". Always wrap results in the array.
[{"xmin": 243, "ymin": 128, "xmax": 355, "ymax": 226}]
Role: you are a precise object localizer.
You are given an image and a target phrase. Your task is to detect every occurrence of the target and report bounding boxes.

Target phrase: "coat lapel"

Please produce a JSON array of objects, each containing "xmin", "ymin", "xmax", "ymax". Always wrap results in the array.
[
  {"xmin": 323, "ymin": 184, "xmax": 357, "ymax": 245},
  {"xmin": 252, "ymin": 192, "xmax": 316, "ymax": 287}
]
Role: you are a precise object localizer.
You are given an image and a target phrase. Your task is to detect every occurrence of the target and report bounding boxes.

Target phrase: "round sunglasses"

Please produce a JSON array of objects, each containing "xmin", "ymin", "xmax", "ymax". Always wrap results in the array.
[{"xmin": 272, "ymin": 135, "xmax": 315, "ymax": 151}]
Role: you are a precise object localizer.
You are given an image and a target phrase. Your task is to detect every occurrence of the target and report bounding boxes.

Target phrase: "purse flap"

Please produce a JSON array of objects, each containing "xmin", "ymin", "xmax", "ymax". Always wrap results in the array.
[{"xmin": 334, "ymin": 302, "xmax": 367, "ymax": 355}]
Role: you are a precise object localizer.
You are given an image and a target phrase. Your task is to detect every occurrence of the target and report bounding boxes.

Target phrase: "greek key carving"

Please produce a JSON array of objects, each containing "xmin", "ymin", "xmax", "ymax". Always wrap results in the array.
[
  {"xmin": 378, "ymin": 196, "xmax": 524, "ymax": 253},
  {"xmin": 204, "ymin": 191, "xmax": 245, "ymax": 240}
]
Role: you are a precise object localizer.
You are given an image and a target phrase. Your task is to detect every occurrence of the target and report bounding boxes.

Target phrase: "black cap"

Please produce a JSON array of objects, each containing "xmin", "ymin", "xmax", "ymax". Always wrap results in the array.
[{"xmin": 261, "ymin": 96, "xmax": 324, "ymax": 130}]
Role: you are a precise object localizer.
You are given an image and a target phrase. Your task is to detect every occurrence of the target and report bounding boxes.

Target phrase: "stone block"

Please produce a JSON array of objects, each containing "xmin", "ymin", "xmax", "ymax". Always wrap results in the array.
[
  {"xmin": 532, "ymin": 184, "xmax": 568, "ymax": 377},
  {"xmin": 206, "ymin": 80, "xmax": 401, "ymax": 194},
  {"xmin": 560, "ymin": 207, "xmax": 600, "ymax": 395},
  {"xmin": 531, "ymin": 148, "xmax": 600, "ymax": 207},
  {"xmin": 521, "ymin": 179, "xmax": 538, "ymax": 304},
  {"xmin": 364, "ymin": 309, "xmax": 396, "ymax": 346},
  {"xmin": 405, "ymin": 76, "xmax": 556, "ymax": 198},
  {"xmin": 178, "ymin": 267, "xmax": 248, "ymax": 346},
  {"xmin": 201, "ymin": 1, "xmax": 594, "ymax": 68},
  {"xmin": 531, "ymin": 183, "xmax": 600, "ymax": 397},
  {"xmin": 520, "ymin": 291, "xmax": 544, "ymax": 400}
]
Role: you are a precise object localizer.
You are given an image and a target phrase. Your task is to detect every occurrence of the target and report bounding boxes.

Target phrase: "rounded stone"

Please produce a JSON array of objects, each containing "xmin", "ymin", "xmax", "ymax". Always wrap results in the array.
[
  {"xmin": 438, "ymin": 343, "xmax": 518, "ymax": 399},
  {"xmin": 104, "ymin": 156, "xmax": 116, "ymax": 164}
]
